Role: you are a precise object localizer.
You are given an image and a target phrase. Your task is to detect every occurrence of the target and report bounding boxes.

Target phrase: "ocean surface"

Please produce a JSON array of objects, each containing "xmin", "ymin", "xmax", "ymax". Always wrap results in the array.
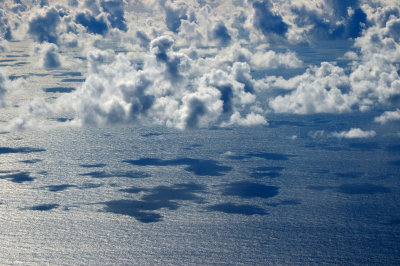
[{"xmin": 0, "ymin": 118, "xmax": 399, "ymax": 264}]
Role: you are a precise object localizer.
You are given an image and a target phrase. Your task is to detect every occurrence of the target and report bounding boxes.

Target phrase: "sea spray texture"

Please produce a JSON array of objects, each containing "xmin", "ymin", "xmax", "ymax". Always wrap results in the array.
[{"xmin": 0, "ymin": 0, "xmax": 399, "ymax": 264}]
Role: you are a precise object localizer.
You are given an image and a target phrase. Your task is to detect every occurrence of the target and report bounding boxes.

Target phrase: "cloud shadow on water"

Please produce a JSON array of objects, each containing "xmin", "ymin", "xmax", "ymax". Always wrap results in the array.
[
  {"xmin": 60, "ymin": 78, "xmax": 86, "ymax": 82},
  {"xmin": 307, "ymin": 185, "xmax": 331, "ymax": 191},
  {"xmin": 123, "ymin": 158, "xmax": 232, "ymax": 176},
  {"xmin": 78, "ymin": 183, "xmax": 104, "ymax": 189},
  {"xmin": 43, "ymin": 87, "xmax": 76, "ymax": 93},
  {"xmin": 44, "ymin": 184, "xmax": 77, "ymax": 192},
  {"xmin": 141, "ymin": 132, "xmax": 166, "ymax": 137},
  {"xmin": 102, "ymin": 200, "xmax": 167, "ymax": 223},
  {"xmin": 20, "ymin": 159, "xmax": 42, "ymax": 164},
  {"xmin": 221, "ymin": 181, "xmax": 279, "ymax": 199},
  {"xmin": 206, "ymin": 202, "xmax": 268, "ymax": 216},
  {"xmin": 80, "ymin": 163, "xmax": 107, "ymax": 168},
  {"xmin": 53, "ymin": 72, "xmax": 82, "ymax": 77},
  {"xmin": 24, "ymin": 204, "xmax": 59, "ymax": 211},
  {"xmin": 49, "ymin": 117, "xmax": 73, "ymax": 123},
  {"xmin": 0, "ymin": 147, "xmax": 46, "ymax": 154},
  {"xmin": 0, "ymin": 172, "xmax": 35, "ymax": 183},
  {"xmin": 79, "ymin": 170, "xmax": 150, "ymax": 179},
  {"xmin": 120, "ymin": 186, "xmax": 146, "ymax": 194},
  {"xmin": 102, "ymin": 183, "xmax": 206, "ymax": 223}
]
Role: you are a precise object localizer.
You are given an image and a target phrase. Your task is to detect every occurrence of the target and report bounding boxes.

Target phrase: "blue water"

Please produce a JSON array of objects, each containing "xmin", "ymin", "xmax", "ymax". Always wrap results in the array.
[{"xmin": 0, "ymin": 114, "xmax": 399, "ymax": 264}]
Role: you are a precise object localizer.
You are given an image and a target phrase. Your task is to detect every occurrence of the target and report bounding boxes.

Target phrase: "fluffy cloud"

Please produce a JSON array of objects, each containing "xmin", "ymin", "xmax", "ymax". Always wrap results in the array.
[
  {"xmin": 0, "ymin": 70, "xmax": 26, "ymax": 109},
  {"xmin": 349, "ymin": 12, "xmax": 400, "ymax": 110},
  {"xmin": 0, "ymin": 39, "xmax": 8, "ymax": 52},
  {"xmin": 27, "ymin": 7, "xmax": 61, "ymax": 43},
  {"xmin": 0, "ymin": 70, "xmax": 9, "ymax": 107},
  {"xmin": 251, "ymin": 49, "xmax": 302, "ymax": 70},
  {"xmin": 269, "ymin": 62, "xmax": 356, "ymax": 114},
  {"xmin": 100, "ymin": 0, "xmax": 127, "ymax": 31},
  {"xmin": 251, "ymin": 0, "xmax": 288, "ymax": 39},
  {"xmin": 374, "ymin": 109, "xmax": 400, "ymax": 124},
  {"xmin": 223, "ymin": 111, "xmax": 267, "ymax": 127},
  {"xmin": 0, "ymin": 9, "xmax": 12, "ymax": 40},
  {"xmin": 266, "ymin": 2, "xmax": 400, "ymax": 116},
  {"xmin": 211, "ymin": 22, "xmax": 231, "ymax": 47},
  {"xmin": 38, "ymin": 43, "xmax": 62, "ymax": 69},
  {"xmin": 160, "ymin": 0, "xmax": 188, "ymax": 33},
  {"xmin": 75, "ymin": 10, "xmax": 109, "ymax": 35},
  {"xmin": 1, "ymin": 0, "xmax": 399, "ymax": 132},
  {"xmin": 48, "ymin": 35, "xmax": 265, "ymax": 129},
  {"xmin": 331, "ymin": 128, "xmax": 376, "ymax": 139}
]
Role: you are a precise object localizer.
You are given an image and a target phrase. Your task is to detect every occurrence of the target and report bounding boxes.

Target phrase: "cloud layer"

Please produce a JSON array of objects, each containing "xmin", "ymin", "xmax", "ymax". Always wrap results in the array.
[{"xmin": 0, "ymin": 0, "xmax": 399, "ymax": 131}]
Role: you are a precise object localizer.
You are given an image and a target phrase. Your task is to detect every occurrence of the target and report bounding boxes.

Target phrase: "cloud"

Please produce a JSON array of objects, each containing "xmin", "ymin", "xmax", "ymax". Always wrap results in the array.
[
  {"xmin": 38, "ymin": 42, "xmax": 62, "ymax": 69},
  {"xmin": 223, "ymin": 111, "xmax": 267, "ymax": 127},
  {"xmin": 269, "ymin": 62, "xmax": 356, "ymax": 114},
  {"xmin": 0, "ymin": 9, "xmax": 12, "ymax": 40},
  {"xmin": 161, "ymin": 0, "xmax": 188, "ymax": 33},
  {"xmin": 54, "ymin": 49, "xmax": 154, "ymax": 126},
  {"xmin": 42, "ymin": 34, "xmax": 266, "ymax": 130},
  {"xmin": 0, "ymin": 70, "xmax": 26, "ymax": 109},
  {"xmin": 4, "ymin": 0, "xmax": 400, "ymax": 132},
  {"xmin": 100, "ymin": 0, "xmax": 127, "ymax": 31},
  {"xmin": 0, "ymin": 70, "xmax": 8, "ymax": 108},
  {"xmin": 331, "ymin": 128, "xmax": 376, "ymax": 139},
  {"xmin": 250, "ymin": 50, "xmax": 302, "ymax": 70},
  {"xmin": 211, "ymin": 22, "xmax": 231, "ymax": 46},
  {"xmin": 251, "ymin": 0, "xmax": 288, "ymax": 38},
  {"xmin": 289, "ymin": 0, "xmax": 367, "ymax": 41},
  {"xmin": 0, "ymin": 39, "xmax": 8, "ymax": 52},
  {"xmin": 265, "ymin": 3, "xmax": 398, "ymax": 115},
  {"xmin": 176, "ymin": 87, "xmax": 223, "ymax": 129},
  {"xmin": 374, "ymin": 109, "xmax": 400, "ymax": 124},
  {"xmin": 75, "ymin": 10, "xmax": 109, "ymax": 35},
  {"xmin": 149, "ymin": 35, "xmax": 191, "ymax": 82},
  {"xmin": 135, "ymin": 30, "xmax": 151, "ymax": 47},
  {"xmin": 28, "ymin": 7, "xmax": 61, "ymax": 43}
]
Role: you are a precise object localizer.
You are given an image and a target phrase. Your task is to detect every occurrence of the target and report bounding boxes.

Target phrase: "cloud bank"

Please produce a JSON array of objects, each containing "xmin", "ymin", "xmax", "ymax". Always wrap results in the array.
[{"xmin": 0, "ymin": 0, "xmax": 399, "ymax": 131}]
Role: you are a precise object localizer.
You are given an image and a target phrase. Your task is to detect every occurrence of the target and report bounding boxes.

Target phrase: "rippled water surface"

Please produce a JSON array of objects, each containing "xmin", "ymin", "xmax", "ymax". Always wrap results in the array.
[{"xmin": 0, "ymin": 117, "xmax": 399, "ymax": 264}]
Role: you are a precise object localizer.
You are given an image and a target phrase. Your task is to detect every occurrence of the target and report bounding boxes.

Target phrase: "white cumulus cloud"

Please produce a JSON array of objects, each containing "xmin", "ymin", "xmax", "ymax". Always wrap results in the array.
[
  {"xmin": 331, "ymin": 128, "xmax": 376, "ymax": 139},
  {"xmin": 374, "ymin": 109, "xmax": 400, "ymax": 124}
]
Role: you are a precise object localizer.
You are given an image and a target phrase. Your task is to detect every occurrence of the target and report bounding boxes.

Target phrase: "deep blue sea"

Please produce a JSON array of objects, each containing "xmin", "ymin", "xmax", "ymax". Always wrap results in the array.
[{"xmin": 0, "ymin": 114, "xmax": 399, "ymax": 264}]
